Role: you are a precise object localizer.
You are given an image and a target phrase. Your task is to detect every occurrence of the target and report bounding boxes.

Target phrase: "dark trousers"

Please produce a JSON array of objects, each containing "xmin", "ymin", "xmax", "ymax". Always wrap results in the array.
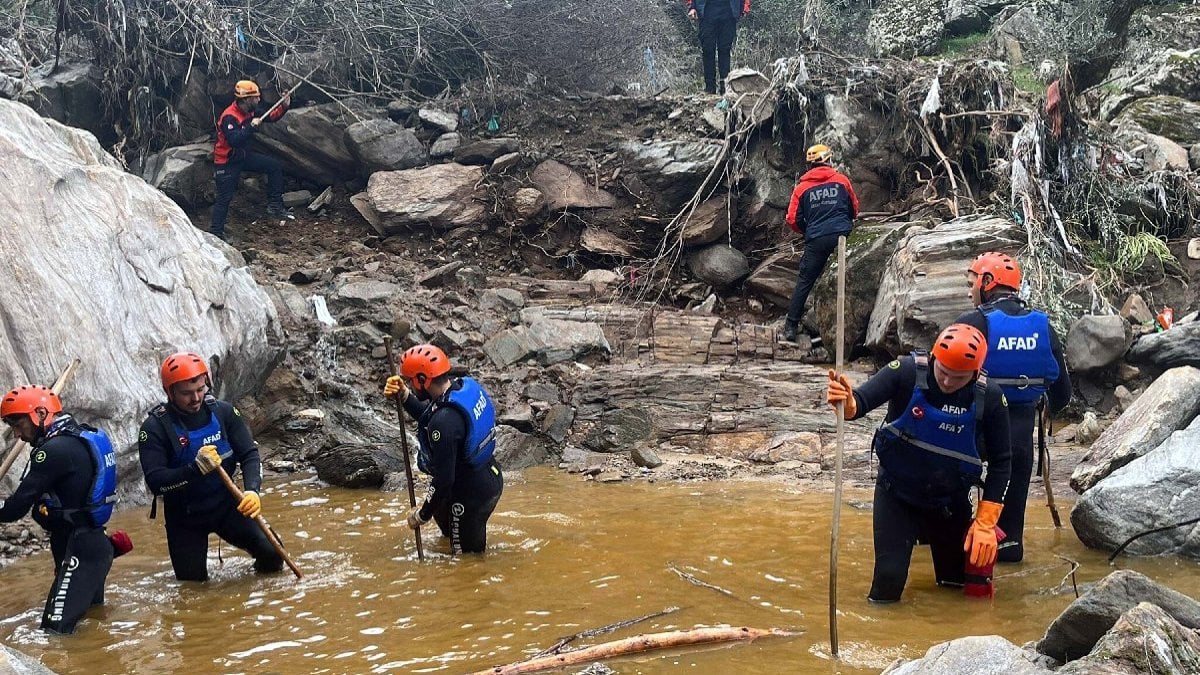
[
  {"xmin": 431, "ymin": 462, "xmax": 504, "ymax": 554},
  {"xmin": 869, "ymin": 481, "xmax": 972, "ymax": 603},
  {"xmin": 211, "ymin": 152, "xmax": 284, "ymax": 235},
  {"xmin": 998, "ymin": 404, "xmax": 1037, "ymax": 562},
  {"xmin": 786, "ymin": 233, "xmax": 841, "ymax": 326},
  {"xmin": 42, "ymin": 527, "xmax": 113, "ymax": 634},
  {"xmin": 164, "ymin": 500, "xmax": 283, "ymax": 581},
  {"xmin": 699, "ymin": 17, "xmax": 738, "ymax": 94}
]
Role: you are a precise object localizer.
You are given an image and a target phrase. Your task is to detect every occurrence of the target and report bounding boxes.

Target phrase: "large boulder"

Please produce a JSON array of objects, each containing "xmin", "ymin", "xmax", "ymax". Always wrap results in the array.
[
  {"xmin": 256, "ymin": 102, "xmax": 375, "ymax": 184},
  {"xmin": 688, "ymin": 244, "xmax": 750, "ymax": 288},
  {"xmin": 1065, "ymin": 315, "xmax": 1133, "ymax": 371},
  {"xmin": 344, "ymin": 119, "xmax": 427, "ymax": 176},
  {"xmin": 618, "ymin": 139, "xmax": 724, "ymax": 209},
  {"xmin": 365, "ymin": 163, "xmax": 486, "ymax": 235},
  {"xmin": 867, "ymin": 0, "xmax": 948, "ymax": 58},
  {"xmin": 453, "ymin": 137, "xmax": 519, "ymax": 165},
  {"xmin": 0, "ymin": 644, "xmax": 56, "ymax": 674},
  {"xmin": 530, "ymin": 159, "xmax": 617, "ymax": 210},
  {"xmin": 1036, "ymin": 570, "xmax": 1200, "ymax": 662},
  {"xmin": 883, "ymin": 635, "xmax": 1050, "ymax": 675},
  {"xmin": 19, "ymin": 61, "xmax": 107, "ymax": 144},
  {"xmin": 812, "ymin": 224, "xmax": 908, "ymax": 353},
  {"xmin": 1058, "ymin": 602, "xmax": 1200, "ymax": 675},
  {"xmin": 311, "ymin": 443, "xmax": 407, "ymax": 488},
  {"xmin": 141, "ymin": 142, "xmax": 214, "ymax": 208},
  {"xmin": 1127, "ymin": 320, "xmax": 1200, "ymax": 369},
  {"xmin": 0, "ymin": 99, "xmax": 281, "ymax": 493},
  {"xmin": 865, "ymin": 215, "xmax": 1022, "ymax": 355},
  {"xmin": 483, "ymin": 309, "xmax": 610, "ymax": 368},
  {"xmin": 944, "ymin": 0, "xmax": 1014, "ymax": 36},
  {"xmin": 493, "ymin": 426, "xmax": 550, "ymax": 469},
  {"xmin": 1071, "ymin": 418, "xmax": 1200, "ymax": 557},
  {"xmin": 745, "ymin": 250, "xmax": 801, "ymax": 308},
  {"xmin": 1069, "ymin": 366, "xmax": 1200, "ymax": 493},
  {"xmin": 681, "ymin": 195, "xmax": 734, "ymax": 246},
  {"xmin": 1113, "ymin": 95, "xmax": 1200, "ymax": 146}
]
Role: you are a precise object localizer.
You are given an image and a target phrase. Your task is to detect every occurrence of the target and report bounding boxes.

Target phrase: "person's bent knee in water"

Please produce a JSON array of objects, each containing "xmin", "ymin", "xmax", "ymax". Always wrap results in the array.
[
  {"xmin": 137, "ymin": 352, "xmax": 283, "ymax": 581},
  {"xmin": 0, "ymin": 385, "xmax": 120, "ymax": 634},
  {"xmin": 826, "ymin": 324, "xmax": 1012, "ymax": 603},
  {"xmin": 954, "ymin": 252, "xmax": 1071, "ymax": 563},
  {"xmin": 384, "ymin": 344, "xmax": 504, "ymax": 556}
]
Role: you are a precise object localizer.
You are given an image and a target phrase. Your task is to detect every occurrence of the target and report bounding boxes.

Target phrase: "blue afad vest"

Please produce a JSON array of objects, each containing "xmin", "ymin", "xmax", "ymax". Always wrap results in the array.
[
  {"xmin": 981, "ymin": 305, "xmax": 1060, "ymax": 405},
  {"xmin": 46, "ymin": 421, "xmax": 118, "ymax": 527},
  {"xmin": 416, "ymin": 377, "xmax": 497, "ymax": 474},
  {"xmin": 160, "ymin": 399, "xmax": 235, "ymax": 499},
  {"xmin": 872, "ymin": 353, "xmax": 987, "ymax": 508}
]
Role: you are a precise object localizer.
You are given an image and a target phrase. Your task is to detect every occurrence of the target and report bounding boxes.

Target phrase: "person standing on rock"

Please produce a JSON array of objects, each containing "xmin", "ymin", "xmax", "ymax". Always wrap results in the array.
[
  {"xmin": 685, "ymin": 0, "xmax": 751, "ymax": 95},
  {"xmin": 137, "ymin": 352, "xmax": 282, "ymax": 581},
  {"xmin": 825, "ymin": 324, "xmax": 1012, "ymax": 603},
  {"xmin": 0, "ymin": 385, "xmax": 121, "ymax": 634},
  {"xmin": 954, "ymin": 252, "xmax": 1070, "ymax": 563},
  {"xmin": 383, "ymin": 345, "xmax": 504, "ymax": 555},
  {"xmin": 782, "ymin": 144, "xmax": 859, "ymax": 352},
  {"xmin": 210, "ymin": 79, "xmax": 292, "ymax": 240}
]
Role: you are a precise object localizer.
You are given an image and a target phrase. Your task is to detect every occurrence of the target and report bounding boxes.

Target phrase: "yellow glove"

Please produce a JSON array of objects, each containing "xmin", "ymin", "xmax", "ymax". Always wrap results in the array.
[
  {"xmin": 238, "ymin": 491, "xmax": 262, "ymax": 519},
  {"xmin": 964, "ymin": 500, "xmax": 1004, "ymax": 567},
  {"xmin": 384, "ymin": 375, "xmax": 408, "ymax": 401},
  {"xmin": 406, "ymin": 505, "xmax": 429, "ymax": 530},
  {"xmin": 194, "ymin": 444, "xmax": 222, "ymax": 475},
  {"xmin": 825, "ymin": 370, "xmax": 858, "ymax": 419}
]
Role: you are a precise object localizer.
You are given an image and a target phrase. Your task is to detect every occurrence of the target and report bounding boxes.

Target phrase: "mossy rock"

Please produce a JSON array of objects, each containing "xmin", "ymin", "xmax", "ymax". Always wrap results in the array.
[{"xmin": 1116, "ymin": 95, "xmax": 1200, "ymax": 145}]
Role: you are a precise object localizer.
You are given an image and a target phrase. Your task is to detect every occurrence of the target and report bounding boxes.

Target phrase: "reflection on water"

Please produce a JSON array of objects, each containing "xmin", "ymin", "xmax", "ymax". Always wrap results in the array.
[{"xmin": 2, "ymin": 467, "xmax": 1200, "ymax": 674}]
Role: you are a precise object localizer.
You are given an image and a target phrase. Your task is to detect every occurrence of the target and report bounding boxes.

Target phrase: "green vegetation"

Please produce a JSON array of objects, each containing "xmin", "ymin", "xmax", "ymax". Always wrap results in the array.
[
  {"xmin": 1011, "ymin": 65, "xmax": 1044, "ymax": 95},
  {"xmin": 940, "ymin": 32, "xmax": 990, "ymax": 57}
]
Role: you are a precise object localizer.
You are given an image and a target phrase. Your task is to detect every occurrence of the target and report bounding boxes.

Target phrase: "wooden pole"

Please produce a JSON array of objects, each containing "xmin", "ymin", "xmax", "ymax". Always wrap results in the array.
[
  {"xmin": 383, "ymin": 336, "xmax": 425, "ymax": 562},
  {"xmin": 1039, "ymin": 400, "xmax": 1063, "ymax": 528},
  {"xmin": 828, "ymin": 235, "xmax": 847, "ymax": 657},
  {"xmin": 215, "ymin": 466, "xmax": 303, "ymax": 579},
  {"xmin": 0, "ymin": 357, "xmax": 81, "ymax": 482},
  {"xmin": 256, "ymin": 64, "xmax": 320, "ymax": 121}
]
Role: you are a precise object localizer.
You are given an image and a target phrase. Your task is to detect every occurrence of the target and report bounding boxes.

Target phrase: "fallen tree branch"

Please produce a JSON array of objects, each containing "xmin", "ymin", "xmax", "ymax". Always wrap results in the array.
[
  {"xmin": 472, "ymin": 626, "xmax": 797, "ymax": 675},
  {"xmin": 1054, "ymin": 554, "xmax": 1081, "ymax": 598},
  {"xmin": 667, "ymin": 562, "xmax": 735, "ymax": 598},
  {"xmin": 533, "ymin": 606, "xmax": 681, "ymax": 658}
]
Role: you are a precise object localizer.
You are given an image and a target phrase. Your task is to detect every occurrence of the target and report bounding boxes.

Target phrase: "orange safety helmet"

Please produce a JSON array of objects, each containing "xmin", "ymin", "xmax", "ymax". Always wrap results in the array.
[
  {"xmin": 1, "ymin": 385, "xmax": 63, "ymax": 427},
  {"xmin": 806, "ymin": 144, "xmax": 833, "ymax": 163},
  {"xmin": 969, "ymin": 251, "xmax": 1022, "ymax": 293},
  {"xmin": 160, "ymin": 352, "xmax": 210, "ymax": 393},
  {"xmin": 931, "ymin": 324, "xmax": 988, "ymax": 372},
  {"xmin": 234, "ymin": 80, "xmax": 261, "ymax": 98},
  {"xmin": 400, "ymin": 344, "xmax": 452, "ymax": 392}
]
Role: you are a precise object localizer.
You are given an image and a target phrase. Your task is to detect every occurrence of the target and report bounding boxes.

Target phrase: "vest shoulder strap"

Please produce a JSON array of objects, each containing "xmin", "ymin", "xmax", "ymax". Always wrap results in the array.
[{"xmin": 974, "ymin": 373, "xmax": 988, "ymax": 422}]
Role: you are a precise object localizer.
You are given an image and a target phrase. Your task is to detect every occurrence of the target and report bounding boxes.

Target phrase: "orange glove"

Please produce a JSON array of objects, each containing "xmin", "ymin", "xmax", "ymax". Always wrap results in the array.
[
  {"xmin": 964, "ymin": 500, "xmax": 1004, "ymax": 567},
  {"xmin": 825, "ymin": 370, "xmax": 857, "ymax": 419},
  {"xmin": 237, "ymin": 491, "xmax": 262, "ymax": 519}
]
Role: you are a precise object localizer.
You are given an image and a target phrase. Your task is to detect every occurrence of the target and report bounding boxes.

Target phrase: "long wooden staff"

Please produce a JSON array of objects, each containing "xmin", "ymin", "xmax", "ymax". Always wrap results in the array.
[
  {"xmin": 0, "ymin": 357, "xmax": 81, "ymax": 482},
  {"xmin": 216, "ymin": 466, "xmax": 303, "ymax": 579},
  {"xmin": 256, "ymin": 64, "xmax": 321, "ymax": 122},
  {"xmin": 383, "ymin": 336, "xmax": 425, "ymax": 562},
  {"xmin": 828, "ymin": 235, "xmax": 847, "ymax": 657},
  {"xmin": 1039, "ymin": 399, "xmax": 1062, "ymax": 528}
]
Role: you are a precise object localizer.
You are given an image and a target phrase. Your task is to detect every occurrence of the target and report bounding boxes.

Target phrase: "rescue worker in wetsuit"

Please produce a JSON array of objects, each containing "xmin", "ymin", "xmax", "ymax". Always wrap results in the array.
[
  {"xmin": 826, "ymin": 324, "xmax": 1012, "ymax": 603},
  {"xmin": 0, "ymin": 385, "xmax": 117, "ymax": 634},
  {"xmin": 210, "ymin": 79, "xmax": 291, "ymax": 240},
  {"xmin": 383, "ymin": 345, "xmax": 503, "ymax": 554},
  {"xmin": 137, "ymin": 352, "xmax": 282, "ymax": 581},
  {"xmin": 954, "ymin": 252, "xmax": 1071, "ymax": 563},
  {"xmin": 782, "ymin": 144, "xmax": 859, "ymax": 352}
]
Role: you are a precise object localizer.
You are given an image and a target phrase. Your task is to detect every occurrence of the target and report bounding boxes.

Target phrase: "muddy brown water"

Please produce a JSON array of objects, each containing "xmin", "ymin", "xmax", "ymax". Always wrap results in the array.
[{"xmin": 2, "ymin": 467, "xmax": 1199, "ymax": 674}]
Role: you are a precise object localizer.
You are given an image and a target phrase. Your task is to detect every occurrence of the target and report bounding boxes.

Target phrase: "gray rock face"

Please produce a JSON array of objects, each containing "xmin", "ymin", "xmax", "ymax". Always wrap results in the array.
[
  {"xmin": 512, "ymin": 187, "xmax": 546, "ymax": 219},
  {"xmin": 1036, "ymin": 570, "xmax": 1200, "ymax": 663},
  {"xmin": 312, "ymin": 443, "xmax": 408, "ymax": 488},
  {"xmin": 584, "ymin": 408, "xmax": 655, "ymax": 453},
  {"xmin": 745, "ymin": 250, "xmax": 800, "ymax": 308},
  {"xmin": 483, "ymin": 327, "xmax": 541, "ymax": 367},
  {"xmin": 453, "ymin": 137, "xmax": 519, "ymax": 165},
  {"xmin": 884, "ymin": 635, "xmax": 1051, "ymax": 675},
  {"xmin": 493, "ymin": 426, "xmax": 549, "ymax": 469},
  {"xmin": 530, "ymin": 159, "xmax": 616, "ymax": 210},
  {"xmin": 681, "ymin": 196, "xmax": 734, "ymax": 246},
  {"xmin": 1114, "ymin": 95, "xmax": 1200, "ymax": 146},
  {"xmin": 688, "ymin": 244, "xmax": 750, "ymax": 288},
  {"xmin": 344, "ymin": 119, "xmax": 427, "ymax": 176},
  {"xmin": 1071, "ymin": 421, "xmax": 1200, "ymax": 557},
  {"xmin": 365, "ymin": 163, "xmax": 486, "ymax": 234},
  {"xmin": 1069, "ymin": 366, "xmax": 1200, "ymax": 493},
  {"xmin": 141, "ymin": 142, "xmax": 214, "ymax": 208},
  {"xmin": 0, "ymin": 99, "xmax": 281, "ymax": 494},
  {"xmin": 418, "ymin": 108, "xmax": 458, "ymax": 133},
  {"xmin": 255, "ymin": 103, "xmax": 367, "ymax": 184},
  {"xmin": 631, "ymin": 446, "xmax": 664, "ymax": 468},
  {"xmin": 542, "ymin": 404, "xmax": 575, "ymax": 444},
  {"xmin": 812, "ymin": 224, "xmax": 907, "ymax": 352},
  {"xmin": 867, "ymin": 0, "xmax": 948, "ymax": 57},
  {"xmin": 1058, "ymin": 602, "xmax": 1200, "ymax": 675},
  {"xmin": 866, "ymin": 215, "xmax": 1022, "ymax": 355},
  {"xmin": 944, "ymin": 0, "xmax": 1012, "ymax": 36},
  {"xmin": 618, "ymin": 139, "xmax": 723, "ymax": 209},
  {"xmin": 1065, "ymin": 315, "xmax": 1133, "ymax": 371},
  {"xmin": 0, "ymin": 644, "xmax": 57, "ymax": 674},
  {"xmin": 20, "ymin": 61, "xmax": 107, "ymax": 143},
  {"xmin": 521, "ymin": 307, "xmax": 612, "ymax": 365},
  {"xmin": 429, "ymin": 132, "xmax": 461, "ymax": 159},
  {"xmin": 334, "ymin": 280, "xmax": 401, "ymax": 306},
  {"xmin": 1191, "ymin": 143, "xmax": 1200, "ymax": 171},
  {"xmin": 1128, "ymin": 320, "xmax": 1200, "ymax": 369}
]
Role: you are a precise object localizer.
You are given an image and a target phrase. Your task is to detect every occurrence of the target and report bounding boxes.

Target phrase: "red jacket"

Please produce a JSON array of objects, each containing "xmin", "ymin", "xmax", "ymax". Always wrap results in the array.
[
  {"xmin": 213, "ymin": 101, "xmax": 287, "ymax": 165},
  {"xmin": 785, "ymin": 165, "xmax": 859, "ymax": 240}
]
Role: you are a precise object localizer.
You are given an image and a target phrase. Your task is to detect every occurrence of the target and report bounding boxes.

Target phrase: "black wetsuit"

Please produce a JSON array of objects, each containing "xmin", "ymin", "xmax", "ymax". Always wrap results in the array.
[
  {"xmin": 137, "ymin": 398, "xmax": 282, "ymax": 581},
  {"xmin": 0, "ymin": 417, "xmax": 113, "ymax": 634},
  {"xmin": 404, "ymin": 382, "xmax": 504, "ymax": 554},
  {"xmin": 849, "ymin": 356, "xmax": 1012, "ymax": 603},
  {"xmin": 956, "ymin": 294, "xmax": 1071, "ymax": 562}
]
